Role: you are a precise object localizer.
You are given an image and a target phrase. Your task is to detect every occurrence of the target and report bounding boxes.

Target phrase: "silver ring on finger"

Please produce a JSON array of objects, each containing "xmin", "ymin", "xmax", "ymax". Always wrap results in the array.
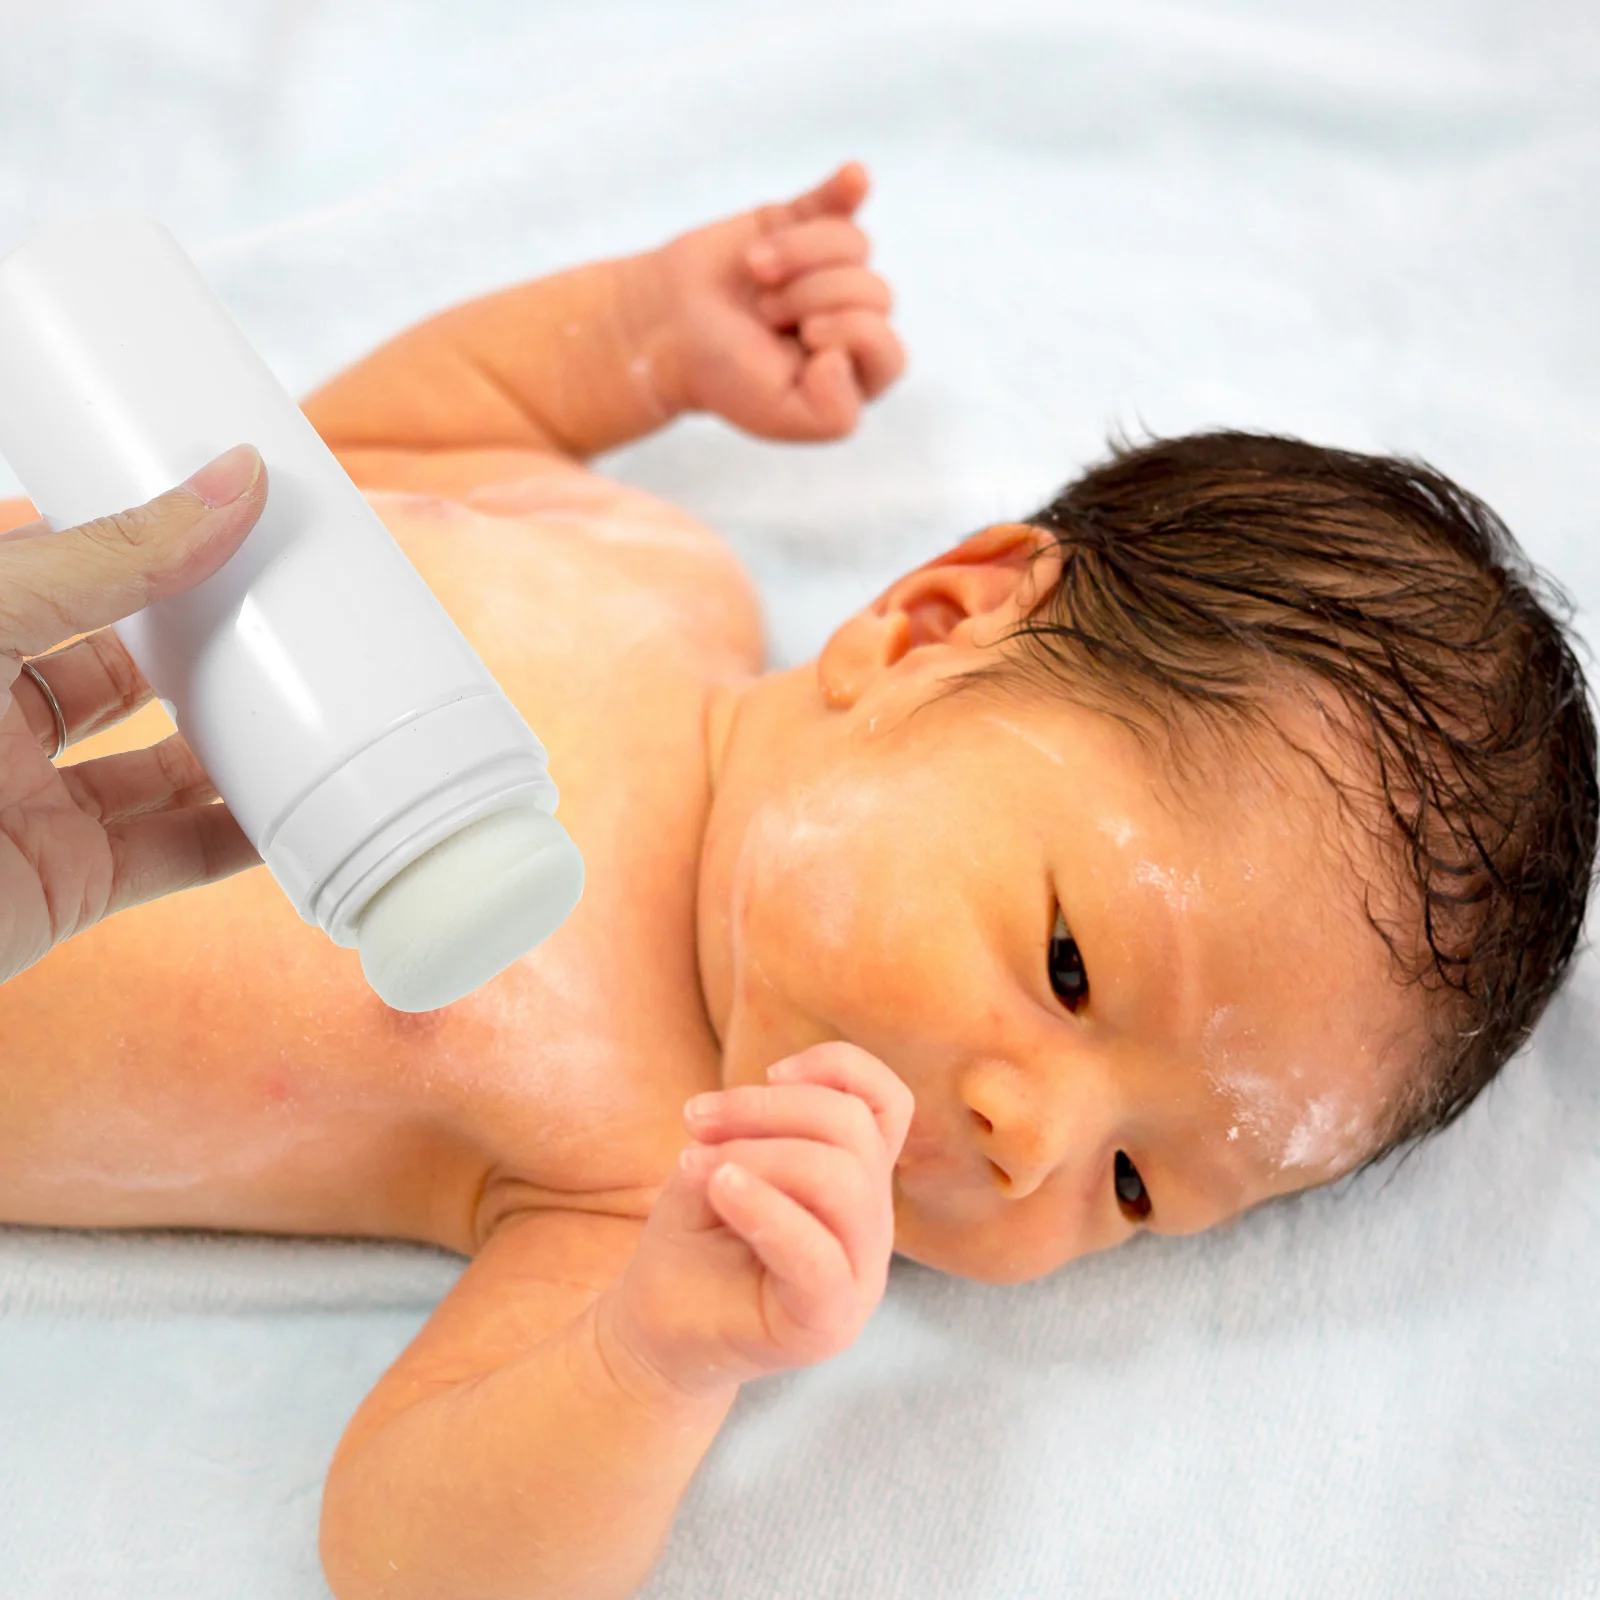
[{"xmin": 19, "ymin": 658, "xmax": 68, "ymax": 762}]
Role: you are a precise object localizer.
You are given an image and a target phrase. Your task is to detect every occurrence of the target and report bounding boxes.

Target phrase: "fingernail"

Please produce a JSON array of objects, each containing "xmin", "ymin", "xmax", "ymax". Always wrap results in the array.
[
  {"xmin": 747, "ymin": 241, "xmax": 778, "ymax": 276},
  {"xmin": 685, "ymin": 1093, "xmax": 719, "ymax": 1120},
  {"xmin": 183, "ymin": 444, "xmax": 259, "ymax": 508},
  {"xmin": 766, "ymin": 1058, "xmax": 798, "ymax": 1081},
  {"xmin": 679, "ymin": 1143, "xmax": 715, "ymax": 1172}
]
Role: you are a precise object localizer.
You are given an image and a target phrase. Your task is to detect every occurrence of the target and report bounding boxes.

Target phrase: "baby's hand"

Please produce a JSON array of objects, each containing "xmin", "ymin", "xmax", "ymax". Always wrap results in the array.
[
  {"xmin": 600, "ymin": 1042, "xmax": 914, "ymax": 1400},
  {"xmin": 647, "ymin": 162, "xmax": 906, "ymax": 442}
]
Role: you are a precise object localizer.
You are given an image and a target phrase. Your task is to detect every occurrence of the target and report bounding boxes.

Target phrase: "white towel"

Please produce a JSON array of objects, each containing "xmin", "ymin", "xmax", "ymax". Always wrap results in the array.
[{"xmin": 2, "ymin": 2, "xmax": 1596, "ymax": 1594}]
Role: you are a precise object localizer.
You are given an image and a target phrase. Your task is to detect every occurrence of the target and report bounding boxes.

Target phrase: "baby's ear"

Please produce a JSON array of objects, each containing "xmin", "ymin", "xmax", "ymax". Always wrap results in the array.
[
  {"xmin": 887, "ymin": 523, "xmax": 1057, "ymax": 638},
  {"xmin": 817, "ymin": 609, "xmax": 909, "ymax": 708},
  {"xmin": 930, "ymin": 523, "xmax": 1048, "ymax": 571},
  {"xmin": 817, "ymin": 524, "xmax": 1055, "ymax": 707}
]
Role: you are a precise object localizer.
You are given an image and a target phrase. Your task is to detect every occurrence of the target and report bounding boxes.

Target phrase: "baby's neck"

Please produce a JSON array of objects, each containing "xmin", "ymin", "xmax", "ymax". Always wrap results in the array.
[{"xmin": 693, "ymin": 664, "xmax": 818, "ymax": 1075}]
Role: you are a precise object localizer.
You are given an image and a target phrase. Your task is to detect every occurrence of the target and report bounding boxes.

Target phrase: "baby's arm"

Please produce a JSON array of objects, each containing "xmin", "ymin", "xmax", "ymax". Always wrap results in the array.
[
  {"xmin": 320, "ymin": 1043, "xmax": 911, "ymax": 1600},
  {"xmin": 300, "ymin": 161, "xmax": 904, "ymax": 466},
  {"xmin": 319, "ymin": 1208, "xmax": 739, "ymax": 1600}
]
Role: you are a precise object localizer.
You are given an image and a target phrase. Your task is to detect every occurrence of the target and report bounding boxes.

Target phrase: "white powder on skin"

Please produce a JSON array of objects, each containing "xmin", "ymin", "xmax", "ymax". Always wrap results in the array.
[
  {"xmin": 30, "ymin": 1112, "xmax": 319, "ymax": 1196},
  {"xmin": 736, "ymin": 777, "xmax": 879, "ymax": 955},
  {"xmin": 1201, "ymin": 1002, "xmax": 1288, "ymax": 1155},
  {"xmin": 1201, "ymin": 1003, "xmax": 1373, "ymax": 1176},
  {"xmin": 721, "ymin": 758, "xmax": 954, "ymax": 1064},
  {"xmin": 975, "ymin": 712, "xmax": 1067, "ymax": 770},
  {"xmin": 627, "ymin": 350, "xmax": 672, "ymax": 424},
  {"xmin": 1098, "ymin": 815, "xmax": 1139, "ymax": 848},
  {"xmin": 441, "ymin": 941, "xmax": 631, "ymax": 1115},
  {"xmin": 1133, "ymin": 858, "xmax": 1203, "ymax": 913},
  {"xmin": 1208, "ymin": 1065, "xmax": 1285, "ymax": 1147},
  {"xmin": 371, "ymin": 478, "xmax": 714, "ymax": 553},
  {"xmin": 1279, "ymin": 1090, "xmax": 1369, "ymax": 1172}
]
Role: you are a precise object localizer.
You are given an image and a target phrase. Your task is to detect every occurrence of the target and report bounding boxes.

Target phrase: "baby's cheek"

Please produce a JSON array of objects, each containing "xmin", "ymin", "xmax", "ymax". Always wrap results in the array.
[
  {"xmin": 742, "ymin": 753, "xmax": 989, "ymax": 1035},
  {"xmin": 740, "ymin": 790, "xmax": 900, "ymax": 996},
  {"xmin": 793, "ymin": 876, "xmax": 951, "ymax": 1041}
]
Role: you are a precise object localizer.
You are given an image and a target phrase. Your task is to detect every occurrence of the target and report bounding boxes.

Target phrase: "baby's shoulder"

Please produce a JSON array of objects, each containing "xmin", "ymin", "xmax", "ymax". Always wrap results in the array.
[{"xmin": 342, "ymin": 445, "xmax": 765, "ymax": 665}]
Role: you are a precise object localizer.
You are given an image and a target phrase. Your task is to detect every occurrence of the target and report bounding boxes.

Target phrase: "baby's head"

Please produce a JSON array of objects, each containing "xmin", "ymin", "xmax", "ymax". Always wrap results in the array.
[{"xmin": 697, "ymin": 430, "xmax": 1597, "ymax": 1283}]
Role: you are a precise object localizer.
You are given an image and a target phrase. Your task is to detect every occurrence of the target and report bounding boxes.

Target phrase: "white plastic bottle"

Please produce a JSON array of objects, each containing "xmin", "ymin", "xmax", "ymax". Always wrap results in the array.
[{"xmin": 0, "ymin": 213, "xmax": 584, "ymax": 1012}]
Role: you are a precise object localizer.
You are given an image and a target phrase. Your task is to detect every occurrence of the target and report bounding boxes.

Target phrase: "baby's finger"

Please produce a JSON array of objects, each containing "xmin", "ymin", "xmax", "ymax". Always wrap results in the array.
[
  {"xmin": 756, "ymin": 161, "xmax": 869, "ymax": 234},
  {"xmin": 686, "ymin": 1081, "xmax": 890, "ymax": 1176},
  {"xmin": 762, "ymin": 347, "xmax": 860, "ymax": 441},
  {"xmin": 682, "ymin": 1134, "xmax": 884, "ymax": 1276},
  {"xmin": 768, "ymin": 1042, "xmax": 917, "ymax": 1164},
  {"xmin": 757, "ymin": 266, "xmax": 892, "ymax": 329},
  {"xmin": 746, "ymin": 217, "xmax": 869, "ymax": 288},
  {"xmin": 799, "ymin": 311, "xmax": 906, "ymax": 401},
  {"xmin": 701, "ymin": 1163, "xmax": 857, "ymax": 1345}
]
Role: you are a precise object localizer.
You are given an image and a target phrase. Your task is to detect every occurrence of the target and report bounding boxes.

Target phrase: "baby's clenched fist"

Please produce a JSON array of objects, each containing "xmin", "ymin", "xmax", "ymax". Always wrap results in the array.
[
  {"xmin": 643, "ymin": 161, "xmax": 907, "ymax": 442},
  {"xmin": 599, "ymin": 1041, "xmax": 914, "ymax": 1402}
]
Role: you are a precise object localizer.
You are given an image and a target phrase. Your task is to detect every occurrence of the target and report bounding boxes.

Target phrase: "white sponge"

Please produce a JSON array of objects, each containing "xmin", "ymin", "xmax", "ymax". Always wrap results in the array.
[{"xmin": 355, "ymin": 805, "xmax": 584, "ymax": 1012}]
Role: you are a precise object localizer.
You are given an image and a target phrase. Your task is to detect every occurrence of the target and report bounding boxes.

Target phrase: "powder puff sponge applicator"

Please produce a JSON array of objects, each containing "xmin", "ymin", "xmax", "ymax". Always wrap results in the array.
[{"xmin": 355, "ymin": 805, "xmax": 584, "ymax": 1012}]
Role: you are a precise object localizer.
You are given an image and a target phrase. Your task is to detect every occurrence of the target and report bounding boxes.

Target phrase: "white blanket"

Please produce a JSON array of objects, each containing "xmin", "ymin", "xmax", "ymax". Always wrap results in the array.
[{"xmin": 2, "ymin": 1, "xmax": 1597, "ymax": 1594}]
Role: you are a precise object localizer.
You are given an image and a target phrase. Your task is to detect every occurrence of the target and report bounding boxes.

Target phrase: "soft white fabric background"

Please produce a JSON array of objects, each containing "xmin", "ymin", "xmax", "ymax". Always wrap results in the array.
[{"xmin": 0, "ymin": 1, "xmax": 1596, "ymax": 1595}]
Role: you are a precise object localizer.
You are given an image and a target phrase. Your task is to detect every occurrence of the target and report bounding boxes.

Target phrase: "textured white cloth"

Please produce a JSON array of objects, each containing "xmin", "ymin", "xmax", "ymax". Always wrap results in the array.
[{"xmin": 1, "ymin": 1, "xmax": 1597, "ymax": 1594}]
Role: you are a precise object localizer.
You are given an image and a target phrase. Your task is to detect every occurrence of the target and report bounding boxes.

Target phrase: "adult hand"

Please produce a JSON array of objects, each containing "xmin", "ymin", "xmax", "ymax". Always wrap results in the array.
[{"xmin": 0, "ymin": 442, "xmax": 267, "ymax": 986}]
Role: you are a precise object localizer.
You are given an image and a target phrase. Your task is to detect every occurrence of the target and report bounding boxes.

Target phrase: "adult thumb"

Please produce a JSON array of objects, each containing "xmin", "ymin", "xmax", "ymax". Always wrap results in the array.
[{"xmin": 0, "ymin": 443, "xmax": 265, "ymax": 659}]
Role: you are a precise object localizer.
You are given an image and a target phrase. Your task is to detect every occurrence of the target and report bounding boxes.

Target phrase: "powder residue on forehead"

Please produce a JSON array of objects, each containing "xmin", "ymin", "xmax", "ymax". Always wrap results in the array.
[
  {"xmin": 1132, "ymin": 858, "xmax": 1203, "ymax": 913},
  {"xmin": 1201, "ymin": 1006, "xmax": 1279, "ymax": 1143},
  {"xmin": 1200, "ymin": 1002, "xmax": 1375, "ymax": 1178},
  {"xmin": 1279, "ymin": 1090, "xmax": 1371, "ymax": 1173}
]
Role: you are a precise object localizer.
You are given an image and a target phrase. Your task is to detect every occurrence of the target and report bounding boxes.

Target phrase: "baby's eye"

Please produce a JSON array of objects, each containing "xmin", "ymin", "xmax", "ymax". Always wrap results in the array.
[
  {"xmin": 1047, "ymin": 907, "xmax": 1088, "ymax": 1012},
  {"xmin": 1114, "ymin": 1151, "xmax": 1151, "ymax": 1223}
]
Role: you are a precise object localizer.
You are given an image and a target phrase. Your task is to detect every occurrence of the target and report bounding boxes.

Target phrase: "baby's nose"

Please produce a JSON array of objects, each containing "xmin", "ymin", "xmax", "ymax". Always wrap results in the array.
[
  {"xmin": 961, "ymin": 1054, "xmax": 1116, "ymax": 1202},
  {"xmin": 965, "ymin": 1093, "xmax": 1069, "ymax": 1202},
  {"xmin": 984, "ymin": 1117, "xmax": 1061, "ymax": 1200}
]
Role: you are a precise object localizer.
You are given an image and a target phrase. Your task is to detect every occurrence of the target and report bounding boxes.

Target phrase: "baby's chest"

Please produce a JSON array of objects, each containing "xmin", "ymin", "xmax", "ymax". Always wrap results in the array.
[
  {"xmin": 428, "ymin": 908, "xmax": 721, "ymax": 1230},
  {"xmin": 371, "ymin": 486, "xmax": 748, "ymax": 1219},
  {"xmin": 353, "ymin": 699, "xmax": 722, "ymax": 1237}
]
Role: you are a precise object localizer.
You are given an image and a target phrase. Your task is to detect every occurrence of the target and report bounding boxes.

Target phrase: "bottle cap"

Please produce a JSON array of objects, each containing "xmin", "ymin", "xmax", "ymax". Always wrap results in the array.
[{"xmin": 355, "ymin": 805, "xmax": 584, "ymax": 1012}]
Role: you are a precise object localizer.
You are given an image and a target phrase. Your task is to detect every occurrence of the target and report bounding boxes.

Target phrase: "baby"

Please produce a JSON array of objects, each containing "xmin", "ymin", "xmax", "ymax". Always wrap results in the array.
[{"xmin": 0, "ymin": 161, "xmax": 1593, "ymax": 1599}]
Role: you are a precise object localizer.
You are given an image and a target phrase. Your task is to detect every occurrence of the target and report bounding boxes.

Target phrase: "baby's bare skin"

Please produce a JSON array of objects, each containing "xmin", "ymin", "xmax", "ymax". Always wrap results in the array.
[
  {"xmin": 0, "ymin": 165, "xmax": 914, "ymax": 1596},
  {"xmin": 0, "ymin": 451, "xmax": 759, "ymax": 1253},
  {"xmin": 0, "ymin": 164, "xmax": 1421, "ymax": 1599}
]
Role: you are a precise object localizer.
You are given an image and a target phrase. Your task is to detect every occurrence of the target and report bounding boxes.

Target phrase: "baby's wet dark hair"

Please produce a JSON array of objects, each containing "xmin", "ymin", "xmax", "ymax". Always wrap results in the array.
[{"xmin": 951, "ymin": 429, "xmax": 1598, "ymax": 1171}]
